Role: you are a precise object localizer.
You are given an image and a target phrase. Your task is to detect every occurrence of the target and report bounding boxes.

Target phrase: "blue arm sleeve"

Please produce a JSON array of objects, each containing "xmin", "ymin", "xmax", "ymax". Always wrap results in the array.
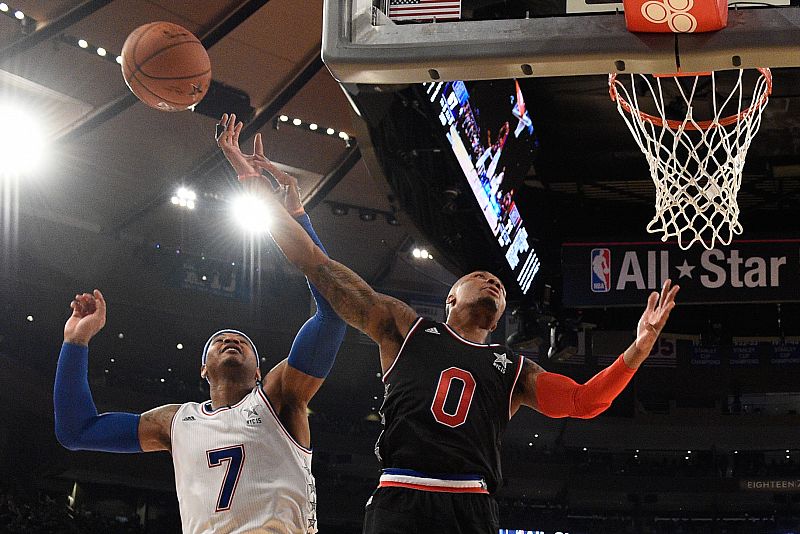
[
  {"xmin": 286, "ymin": 214, "xmax": 347, "ymax": 378},
  {"xmin": 53, "ymin": 343, "xmax": 142, "ymax": 453}
]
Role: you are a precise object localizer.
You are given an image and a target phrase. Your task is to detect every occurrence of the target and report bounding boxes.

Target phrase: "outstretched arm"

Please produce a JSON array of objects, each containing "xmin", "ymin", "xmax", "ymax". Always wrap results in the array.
[
  {"xmin": 217, "ymin": 115, "xmax": 417, "ymax": 371},
  {"xmin": 54, "ymin": 290, "xmax": 177, "ymax": 453},
  {"xmin": 511, "ymin": 280, "xmax": 680, "ymax": 418}
]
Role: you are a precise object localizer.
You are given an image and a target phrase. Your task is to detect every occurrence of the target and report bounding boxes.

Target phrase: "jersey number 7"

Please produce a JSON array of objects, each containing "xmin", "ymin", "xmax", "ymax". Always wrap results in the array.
[
  {"xmin": 207, "ymin": 445, "xmax": 246, "ymax": 512},
  {"xmin": 430, "ymin": 367, "xmax": 476, "ymax": 427}
]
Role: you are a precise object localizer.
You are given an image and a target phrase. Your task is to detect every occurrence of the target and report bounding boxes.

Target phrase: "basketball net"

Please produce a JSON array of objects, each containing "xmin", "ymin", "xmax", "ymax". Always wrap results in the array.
[{"xmin": 609, "ymin": 69, "xmax": 772, "ymax": 250}]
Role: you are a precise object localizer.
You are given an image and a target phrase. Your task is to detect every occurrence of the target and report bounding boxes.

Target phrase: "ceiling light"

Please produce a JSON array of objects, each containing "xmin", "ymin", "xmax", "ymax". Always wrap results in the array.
[
  {"xmin": 309, "ymin": 123, "xmax": 318, "ymax": 131},
  {"xmin": 96, "ymin": 47, "xmax": 106, "ymax": 57},
  {"xmin": 0, "ymin": 4, "xmax": 8, "ymax": 12},
  {"xmin": 0, "ymin": 104, "xmax": 46, "ymax": 174},
  {"xmin": 26, "ymin": 315, "xmax": 33, "ymax": 322},
  {"xmin": 170, "ymin": 196, "xmax": 180, "ymax": 205},
  {"xmin": 14, "ymin": 10, "xmax": 23, "ymax": 19},
  {"xmin": 118, "ymin": 333, "xmax": 124, "ymax": 339},
  {"xmin": 330, "ymin": 204, "xmax": 348, "ymax": 216},
  {"xmin": 78, "ymin": 39, "xmax": 88, "ymax": 48},
  {"xmin": 160, "ymin": 378, "xmax": 165, "ymax": 383},
  {"xmin": 116, "ymin": 55, "xmax": 122, "ymax": 64},
  {"xmin": 385, "ymin": 214, "xmax": 400, "ymax": 226},
  {"xmin": 292, "ymin": 118, "xmax": 302, "ymax": 126},
  {"xmin": 110, "ymin": 358, "xmax": 115, "ymax": 363},
  {"xmin": 326, "ymin": 128, "xmax": 335, "ymax": 135},
  {"xmin": 279, "ymin": 115, "xmax": 289, "ymax": 122},
  {"xmin": 186, "ymin": 200, "xmax": 195, "ymax": 210},
  {"xmin": 339, "ymin": 131, "xmax": 350, "ymax": 140},
  {"xmin": 232, "ymin": 194, "xmax": 270, "ymax": 233},
  {"xmin": 534, "ymin": 434, "xmax": 539, "ymax": 438},
  {"xmin": 176, "ymin": 343, "xmax": 183, "ymax": 350},
  {"xmin": 359, "ymin": 209, "xmax": 377, "ymax": 222},
  {"xmin": 201, "ymin": 275, "xmax": 207, "ymax": 281},
  {"xmin": 419, "ymin": 249, "xmax": 429, "ymax": 259},
  {"xmin": 412, "ymin": 248, "xmax": 421, "ymax": 258}
]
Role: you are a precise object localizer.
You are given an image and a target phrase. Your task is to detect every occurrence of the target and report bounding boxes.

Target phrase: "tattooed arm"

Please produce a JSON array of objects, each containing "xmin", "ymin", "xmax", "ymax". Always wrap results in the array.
[{"xmin": 241, "ymin": 178, "xmax": 417, "ymax": 370}]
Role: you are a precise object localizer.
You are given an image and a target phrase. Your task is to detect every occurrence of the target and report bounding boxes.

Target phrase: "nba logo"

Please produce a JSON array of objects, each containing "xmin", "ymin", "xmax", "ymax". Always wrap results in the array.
[{"xmin": 590, "ymin": 248, "xmax": 611, "ymax": 293}]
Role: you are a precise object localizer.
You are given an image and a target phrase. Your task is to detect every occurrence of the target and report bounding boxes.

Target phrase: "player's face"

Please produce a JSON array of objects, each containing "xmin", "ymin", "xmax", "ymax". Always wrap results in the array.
[
  {"xmin": 202, "ymin": 333, "xmax": 259, "ymax": 384},
  {"xmin": 451, "ymin": 271, "xmax": 507, "ymax": 323}
]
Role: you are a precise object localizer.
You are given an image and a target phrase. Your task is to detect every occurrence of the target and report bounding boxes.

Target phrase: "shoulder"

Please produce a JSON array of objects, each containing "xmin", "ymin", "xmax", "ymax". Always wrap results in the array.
[{"xmin": 139, "ymin": 403, "xmax": 183, "ymax": 452}]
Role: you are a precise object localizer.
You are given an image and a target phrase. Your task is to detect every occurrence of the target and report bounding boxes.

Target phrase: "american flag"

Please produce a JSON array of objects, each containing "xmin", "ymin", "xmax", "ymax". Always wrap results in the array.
[{"xmin": 388, "ymin": 0, "xmax": 462, "ymax": 22}]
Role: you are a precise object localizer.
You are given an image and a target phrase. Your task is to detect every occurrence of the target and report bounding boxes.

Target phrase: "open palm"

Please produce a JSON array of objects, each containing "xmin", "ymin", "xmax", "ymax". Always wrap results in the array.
[{"xmin": 636, "ymin": 279, "xmax": 680, "ymax": 350}]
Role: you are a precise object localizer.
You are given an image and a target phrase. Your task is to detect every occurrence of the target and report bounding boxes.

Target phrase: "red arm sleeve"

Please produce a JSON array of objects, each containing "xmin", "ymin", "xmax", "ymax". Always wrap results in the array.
[{"xmin": 534, "ymin": 354, "xmax": 636, "ymax": 419}]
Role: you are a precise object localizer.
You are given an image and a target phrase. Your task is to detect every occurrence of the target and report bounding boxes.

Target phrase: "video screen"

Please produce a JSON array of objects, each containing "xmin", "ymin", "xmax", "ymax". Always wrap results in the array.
[{"xmin": 423, "ymin": 79, "xmax": 541, "ymax": 294}]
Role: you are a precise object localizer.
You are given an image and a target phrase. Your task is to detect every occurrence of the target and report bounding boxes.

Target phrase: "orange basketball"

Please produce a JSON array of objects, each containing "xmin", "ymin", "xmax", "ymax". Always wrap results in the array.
[{"xmin": 120, "ymin": 22, "xmax": 211, "ymax": 112}]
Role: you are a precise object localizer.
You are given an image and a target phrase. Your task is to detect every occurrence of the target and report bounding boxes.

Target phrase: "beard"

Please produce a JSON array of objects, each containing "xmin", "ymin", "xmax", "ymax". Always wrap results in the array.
[{"xmin": 473, "ymin": 295, "xmax": 499, "ymax": 315}]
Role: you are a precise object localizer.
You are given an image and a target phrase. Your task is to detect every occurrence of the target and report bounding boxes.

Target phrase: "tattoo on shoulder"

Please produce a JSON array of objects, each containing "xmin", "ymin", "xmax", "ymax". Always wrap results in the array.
[{"xmin": 524, "ymin": 358, "xmax": 546, "ymax": 376}]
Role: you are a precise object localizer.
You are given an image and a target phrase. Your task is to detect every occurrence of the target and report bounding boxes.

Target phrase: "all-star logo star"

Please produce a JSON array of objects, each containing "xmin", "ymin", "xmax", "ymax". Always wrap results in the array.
[
  {"xmin": 493, "ymin": 352, "xmax": 512, "ymax": 374},
  {"xmin": 675, "ymin": 259, "xmax": 696, "ymax": 279},
  {"xmin": 243, "ymin": 406, "xmax": 259, "ymax": 418}
]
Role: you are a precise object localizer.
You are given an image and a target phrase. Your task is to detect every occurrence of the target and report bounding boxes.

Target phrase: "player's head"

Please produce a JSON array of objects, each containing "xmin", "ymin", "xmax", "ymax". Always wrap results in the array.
[
  {"xmin": 200, "ymin": 329, "xmax": 261, "ymax": 387},
  {"xmin": 445, "ymin": 271, "xmax": 506, "ymax": 331}
]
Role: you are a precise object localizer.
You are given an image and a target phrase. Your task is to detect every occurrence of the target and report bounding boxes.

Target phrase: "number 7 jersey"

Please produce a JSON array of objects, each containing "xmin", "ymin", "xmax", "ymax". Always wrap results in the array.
[
  {"xmin": 375, "ymin": 317, "xmax": 524, "ymax": 493},
  {"xmin": 171, "ymin": 387, "xmax": 317, "ymax": 534}
]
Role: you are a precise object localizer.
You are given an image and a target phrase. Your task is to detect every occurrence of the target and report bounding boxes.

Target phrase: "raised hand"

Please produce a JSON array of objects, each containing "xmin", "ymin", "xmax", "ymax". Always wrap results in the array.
[
  {"xmin": 64, "ymin": 290, "xmax": 107, "ymax": 346},
  {"xmin": 635, "ymin": 279, "xmax": 680, "ymax": 353},
  {"xmin": 217, "ymin": 113, "xmax": 259, "ymax": 178}
]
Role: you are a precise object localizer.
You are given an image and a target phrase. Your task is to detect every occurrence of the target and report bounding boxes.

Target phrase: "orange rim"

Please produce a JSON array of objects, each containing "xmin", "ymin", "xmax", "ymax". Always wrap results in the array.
[{"xmin": 609, "ymin": 68, "xmax": 772, "ymax": 131}]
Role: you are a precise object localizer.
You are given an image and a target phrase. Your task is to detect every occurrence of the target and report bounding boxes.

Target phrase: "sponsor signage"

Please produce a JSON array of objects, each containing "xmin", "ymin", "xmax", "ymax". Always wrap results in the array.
[
  {"xmin": 740, "ymin": 479, "xmax": 800, "ymax": 492},
  {"xmin": 562, "ymin": 240, "xmax": 800, "ymax": 306}
]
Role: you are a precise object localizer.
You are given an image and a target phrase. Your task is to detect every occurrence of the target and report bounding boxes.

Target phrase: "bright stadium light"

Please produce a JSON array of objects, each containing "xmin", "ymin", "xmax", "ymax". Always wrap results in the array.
[
  {"xmin": 172, "ymin": 186, "xmax": 197, "ymax": 210},
  {"xmin": 0, "ymin": 104, "xmax": 46, "ymax": 174},
  {"xmin": 232, "ymin": 194, "xmax": 270, "ymax": 233}
]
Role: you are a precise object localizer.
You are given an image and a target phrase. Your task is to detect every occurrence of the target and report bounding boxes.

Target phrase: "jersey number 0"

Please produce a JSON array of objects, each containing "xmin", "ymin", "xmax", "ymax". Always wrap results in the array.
[{"xmin": 430, "ymin": 367, "xmax": 476, "ymax": 427}]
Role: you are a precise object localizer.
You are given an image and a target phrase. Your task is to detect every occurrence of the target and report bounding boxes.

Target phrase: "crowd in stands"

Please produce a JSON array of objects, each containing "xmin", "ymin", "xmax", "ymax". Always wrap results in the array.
[{"xmin": 0, "ymin": 487, "xmax": 142, "ymax": 534}]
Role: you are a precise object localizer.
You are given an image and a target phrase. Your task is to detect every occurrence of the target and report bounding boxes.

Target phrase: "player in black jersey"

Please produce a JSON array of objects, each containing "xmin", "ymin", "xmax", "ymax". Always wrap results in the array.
[{"xmin": 246, "ymin": 178, "xmax": 680, "ymax": 533}]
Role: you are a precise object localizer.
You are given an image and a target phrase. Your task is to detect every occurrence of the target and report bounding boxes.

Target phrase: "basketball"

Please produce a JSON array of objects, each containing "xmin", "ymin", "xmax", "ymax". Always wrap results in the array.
[{"xmin": 120, "ymin": 22, "xmax": 211, "ymax": 112}]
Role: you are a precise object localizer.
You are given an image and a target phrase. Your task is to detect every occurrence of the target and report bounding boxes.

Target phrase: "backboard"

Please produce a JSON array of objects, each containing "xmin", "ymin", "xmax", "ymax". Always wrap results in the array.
[{"xmin": 322, "ymin": 0, "xmax": 800, "ymax": 84}]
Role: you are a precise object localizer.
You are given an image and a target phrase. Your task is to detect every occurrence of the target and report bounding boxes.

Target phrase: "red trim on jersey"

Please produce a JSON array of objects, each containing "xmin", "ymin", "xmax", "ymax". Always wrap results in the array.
[
  {"xmin": 168, "ymin": 405, "xmax": 181, "ymax": 445},
  {"xmin": 378, "ymin": 481, "xmax": 489, "ymax": 494},
  {"xmin": 442, "ymin": 323, "xmax": 502, "ymax": 348},
  {"xmin": 199, "ymin": 395, "xmax": 249, "ymax": 416},
  {"xmin": 381, "ymin": 317, "xmax": 424, "ymax": 383},
  {"xmin": 508, "ymin": 355, "xmax": 525, "ymax": 420},
  {"xmin": 256, "ymin": 387, "xmax": 313, "ymax": 455}
]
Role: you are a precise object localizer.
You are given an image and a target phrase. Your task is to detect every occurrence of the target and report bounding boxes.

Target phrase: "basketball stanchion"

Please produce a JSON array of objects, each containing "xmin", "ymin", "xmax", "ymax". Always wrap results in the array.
[{"xmin": 609, "ymin": 68, "xmax": 772, "ymax": 250}]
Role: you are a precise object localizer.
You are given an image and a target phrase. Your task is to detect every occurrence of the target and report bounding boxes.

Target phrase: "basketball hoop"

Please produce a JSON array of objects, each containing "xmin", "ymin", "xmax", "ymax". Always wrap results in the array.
[{"xmin": 609, "ymin": 68, "xmax": 772, "ymax": 250}]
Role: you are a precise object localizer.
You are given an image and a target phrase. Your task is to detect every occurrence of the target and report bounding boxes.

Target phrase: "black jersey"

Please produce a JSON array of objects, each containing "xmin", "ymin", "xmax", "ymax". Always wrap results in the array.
[{"xmin": 375, "ymin": 317, "xmax": 524, "ymax": 493}]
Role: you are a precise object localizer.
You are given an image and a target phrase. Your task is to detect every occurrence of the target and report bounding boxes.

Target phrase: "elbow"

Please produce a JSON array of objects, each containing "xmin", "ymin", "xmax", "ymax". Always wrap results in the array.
[
  {"xmin": 572, "ymin": 402, "xmax": 611, "ymax": 419},
  {"xmin": 55, "ymin": 426, "xmax": 83, "ymax": 451}
]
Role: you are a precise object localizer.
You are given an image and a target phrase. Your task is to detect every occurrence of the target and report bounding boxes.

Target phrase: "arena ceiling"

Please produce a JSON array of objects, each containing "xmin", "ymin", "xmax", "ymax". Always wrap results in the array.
[{"xmin": 1, "ymin": 0, "xmax": 799, "ymax": 313}]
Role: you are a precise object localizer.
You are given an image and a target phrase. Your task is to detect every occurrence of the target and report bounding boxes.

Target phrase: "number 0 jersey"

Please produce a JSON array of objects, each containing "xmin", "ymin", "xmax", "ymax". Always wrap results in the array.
[
  {"xmin": 171, "ymin": 387, "xmax": 317, "ymax": 534},
  {"xmin": 376, "ymin": 317, "xmax": 524, "ymax": 493}
]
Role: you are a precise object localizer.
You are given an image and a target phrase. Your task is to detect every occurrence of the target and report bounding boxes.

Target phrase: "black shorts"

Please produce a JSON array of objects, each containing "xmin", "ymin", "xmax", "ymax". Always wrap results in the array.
[{"xmin": 362, "ymin": 487, "xmax": 500, "ymax": 534}]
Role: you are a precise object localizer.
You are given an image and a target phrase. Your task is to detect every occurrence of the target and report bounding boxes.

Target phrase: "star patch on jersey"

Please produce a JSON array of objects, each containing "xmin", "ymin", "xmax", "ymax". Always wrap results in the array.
[{"xmin": 493, "ymin": 352, "xmax": 512, "ymax": 374}]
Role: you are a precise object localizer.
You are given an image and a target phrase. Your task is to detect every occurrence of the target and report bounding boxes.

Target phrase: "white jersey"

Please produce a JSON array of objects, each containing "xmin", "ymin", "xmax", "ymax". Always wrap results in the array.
[{"xmin": 171, "ymin": 387, "xmax": 316, "ymax": 534}]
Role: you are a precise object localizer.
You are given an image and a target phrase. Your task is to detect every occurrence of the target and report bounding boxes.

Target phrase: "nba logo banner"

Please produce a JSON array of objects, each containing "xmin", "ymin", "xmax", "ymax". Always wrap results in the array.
[{"xmin": 590, "ymin": 248, "xmax": 611, "ymax": 292}]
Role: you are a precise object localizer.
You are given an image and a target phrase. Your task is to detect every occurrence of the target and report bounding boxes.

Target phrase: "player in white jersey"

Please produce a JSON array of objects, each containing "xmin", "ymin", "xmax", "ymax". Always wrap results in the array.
[{"xmin": 54, "ymin": 132, "xmax": 346, "ymax": 534}]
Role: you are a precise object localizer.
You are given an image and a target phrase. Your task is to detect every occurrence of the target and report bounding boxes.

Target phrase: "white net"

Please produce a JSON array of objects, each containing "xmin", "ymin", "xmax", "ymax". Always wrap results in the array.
[{"xmin": 609, "ymin": 69, "xmax": 771, "ymax": 250}]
